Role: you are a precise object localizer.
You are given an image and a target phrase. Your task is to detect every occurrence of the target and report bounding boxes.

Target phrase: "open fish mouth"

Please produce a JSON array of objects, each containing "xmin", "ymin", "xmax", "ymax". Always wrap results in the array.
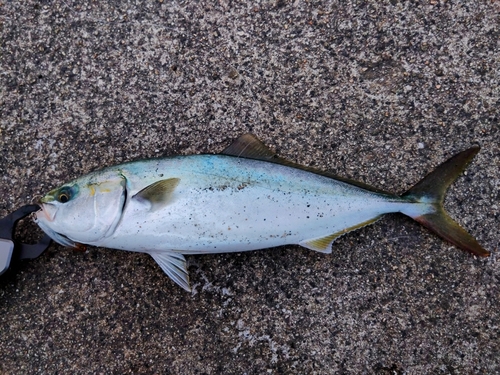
[{"xmin": 34, "ymin": 203, "xmax": 57, "ymax": 222}]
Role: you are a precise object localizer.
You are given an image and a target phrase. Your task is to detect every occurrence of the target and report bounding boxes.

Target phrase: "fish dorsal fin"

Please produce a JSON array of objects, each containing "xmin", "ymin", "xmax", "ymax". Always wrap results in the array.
[
  {"xmin": 299, "ymin": 216, "xmax": 382, "ymax": 253},
  {"xmin": 221, "ymin": 133, "xmax": 277, "ymax": 160},
  {"xmin": 222, "ymin": 134, "xmax": 392, "ymax": 195},
  {"xmin": 149, "ymin": 251, "xmax": 191, "ymax": 292},
  {"xmin": 132, "ymin": 178, "xmax": 180, "ymax": 211}
]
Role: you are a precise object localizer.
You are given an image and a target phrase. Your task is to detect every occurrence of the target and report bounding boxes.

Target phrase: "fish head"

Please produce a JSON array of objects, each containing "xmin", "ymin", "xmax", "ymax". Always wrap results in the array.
[{"xmin": 34, "ymin": 170, "xmax": 127, "ymax": 247}]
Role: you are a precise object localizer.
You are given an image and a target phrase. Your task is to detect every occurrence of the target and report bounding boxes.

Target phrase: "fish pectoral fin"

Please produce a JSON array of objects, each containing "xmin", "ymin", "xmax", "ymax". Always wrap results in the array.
[
  {"xmin": 132, "ymin": 178, "xmax": 180, "ymax": 211},
  {"xmin": 299, "ymin": 216, "xmax": 382, "ymax": 253},
  {"xmin": 148, "ymin": 251, "xmax": 191, "ymax": 292}
]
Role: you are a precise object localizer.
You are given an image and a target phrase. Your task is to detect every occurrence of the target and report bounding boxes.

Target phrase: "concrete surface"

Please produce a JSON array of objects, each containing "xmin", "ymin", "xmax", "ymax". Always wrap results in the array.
[{"xmin": 1, "ymin": 1, "xmax": 499, "ymax": 374}]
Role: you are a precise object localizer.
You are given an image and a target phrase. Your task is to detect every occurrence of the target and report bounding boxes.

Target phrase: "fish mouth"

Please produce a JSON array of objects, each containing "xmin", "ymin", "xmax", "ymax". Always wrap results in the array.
[
  {"xmin": 35, "ymin": 203, "xmax": 57, "ymax": 222},
  {"xmin": 34, "ymin": 210, "xmax": 78, "ymax": 248}
]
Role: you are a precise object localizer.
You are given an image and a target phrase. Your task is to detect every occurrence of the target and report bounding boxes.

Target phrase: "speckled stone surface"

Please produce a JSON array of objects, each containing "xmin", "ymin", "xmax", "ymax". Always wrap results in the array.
[{"xmin": 1, "ymin": 1, "xmax": 499, "ymax": 374}]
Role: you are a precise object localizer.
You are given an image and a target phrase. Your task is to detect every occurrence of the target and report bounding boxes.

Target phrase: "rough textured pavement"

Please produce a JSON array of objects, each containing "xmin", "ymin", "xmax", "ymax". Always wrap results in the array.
[{"xmin": 1, "ymin": 1, "xmax": 499, "ymax": 374}]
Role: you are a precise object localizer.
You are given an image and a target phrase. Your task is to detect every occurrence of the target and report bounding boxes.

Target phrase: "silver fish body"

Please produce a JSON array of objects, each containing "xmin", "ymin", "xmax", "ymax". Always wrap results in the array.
[{"xmin": 34, "ymin": 134, "xmax": 489, "ymax": 291}]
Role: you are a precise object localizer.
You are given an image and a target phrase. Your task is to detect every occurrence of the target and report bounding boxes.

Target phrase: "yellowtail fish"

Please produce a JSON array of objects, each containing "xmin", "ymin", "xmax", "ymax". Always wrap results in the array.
[{"xmin": 34, "ymin": 134, "xmax": 490, "ymax": 291}]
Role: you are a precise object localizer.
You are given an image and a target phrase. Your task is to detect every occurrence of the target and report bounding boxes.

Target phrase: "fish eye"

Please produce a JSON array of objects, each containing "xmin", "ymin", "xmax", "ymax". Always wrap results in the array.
[
  {"xmin": 57, "ymin": 187, "xmax": 72, "ymax": 203},
  {"xmin": 59, "ymin": 192, "xmax": 69, "ymax": 203}
]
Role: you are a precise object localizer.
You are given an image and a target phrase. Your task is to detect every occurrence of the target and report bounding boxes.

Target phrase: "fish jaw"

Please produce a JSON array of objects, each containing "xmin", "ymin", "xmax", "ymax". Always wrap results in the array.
[
  {"xmin": 35, "ymin": 203, "xmax": 57, "ymax": 222},
  {"xmin": 34, "ymin": 207, "xmax": 79, "ymax": 248}
]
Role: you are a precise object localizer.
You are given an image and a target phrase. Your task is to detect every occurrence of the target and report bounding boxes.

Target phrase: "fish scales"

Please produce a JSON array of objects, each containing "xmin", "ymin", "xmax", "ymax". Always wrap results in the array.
[{"xmin": 101, "ymin": 154, "xmax": 406, "ymax": 254}]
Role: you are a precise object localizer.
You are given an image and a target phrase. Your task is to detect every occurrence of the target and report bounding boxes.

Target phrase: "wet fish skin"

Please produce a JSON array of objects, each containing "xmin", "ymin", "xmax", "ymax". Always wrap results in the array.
[{"xmin": 34, "ymin": 134, "xmax": 489, "ymax": 291}]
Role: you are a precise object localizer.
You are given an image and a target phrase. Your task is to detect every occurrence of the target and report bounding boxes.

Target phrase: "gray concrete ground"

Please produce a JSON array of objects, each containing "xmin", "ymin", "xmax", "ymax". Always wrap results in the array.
[{"xmin": 1, "ymin": 1, "xmax": 499, "ymax": 374}]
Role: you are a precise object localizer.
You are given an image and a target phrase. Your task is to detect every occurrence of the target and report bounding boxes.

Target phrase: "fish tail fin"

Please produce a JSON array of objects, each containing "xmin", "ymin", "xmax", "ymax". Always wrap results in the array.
[{"xmin": 401, "ymin": 146, "xmax": 490, "ymax": 257}]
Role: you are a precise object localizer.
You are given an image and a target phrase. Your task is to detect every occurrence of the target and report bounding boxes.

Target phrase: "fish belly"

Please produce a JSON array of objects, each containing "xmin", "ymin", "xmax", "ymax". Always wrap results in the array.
[{"xmin": 99, "ymin": 155, "xmax": 407, "ymax": 254}]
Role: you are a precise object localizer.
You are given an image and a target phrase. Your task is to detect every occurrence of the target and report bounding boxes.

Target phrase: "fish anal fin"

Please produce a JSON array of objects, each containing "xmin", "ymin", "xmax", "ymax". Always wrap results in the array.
[
  {"xmin": 299, "ymin": 216, "xmax": 382, "ymax": 253},
  {"xmin": 300, "ymin": 233, "xmax": 342, "ymax": 253},
  {"xmin": 133, "ymin": 178, "xmax": 180, "ymax": 211},
  {"xmin": 221, "ymin": 133, "xmax": 277, "ymax": 160},
  {"xmin": 149, "ymin": 252, "xmax": 191, "ymax": 292}
]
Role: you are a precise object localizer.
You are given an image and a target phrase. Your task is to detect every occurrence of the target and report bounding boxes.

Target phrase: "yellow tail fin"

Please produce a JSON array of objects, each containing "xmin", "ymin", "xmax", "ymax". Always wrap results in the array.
[{"xmin": 402, "ymin": 146, "xmax": 489, "ymax": 257}]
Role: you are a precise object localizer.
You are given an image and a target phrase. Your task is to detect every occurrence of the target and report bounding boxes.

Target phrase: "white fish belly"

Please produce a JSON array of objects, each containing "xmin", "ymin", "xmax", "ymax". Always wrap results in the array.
[{"xmin": 99, "ymin": 155, "xmax": 408, "ymax": 254}]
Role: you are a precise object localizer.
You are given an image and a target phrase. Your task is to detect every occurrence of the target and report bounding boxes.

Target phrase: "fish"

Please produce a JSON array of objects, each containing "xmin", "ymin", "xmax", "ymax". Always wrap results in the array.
[{"xmin": 34, "ymin": 134, "xmax": 490, "ymax": 291}]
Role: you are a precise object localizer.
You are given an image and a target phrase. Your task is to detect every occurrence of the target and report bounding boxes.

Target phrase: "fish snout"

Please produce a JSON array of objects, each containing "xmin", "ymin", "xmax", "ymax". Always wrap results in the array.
[{"xmin": 35, "ymin": 203, "xmax": 57, "ymax": 222}]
